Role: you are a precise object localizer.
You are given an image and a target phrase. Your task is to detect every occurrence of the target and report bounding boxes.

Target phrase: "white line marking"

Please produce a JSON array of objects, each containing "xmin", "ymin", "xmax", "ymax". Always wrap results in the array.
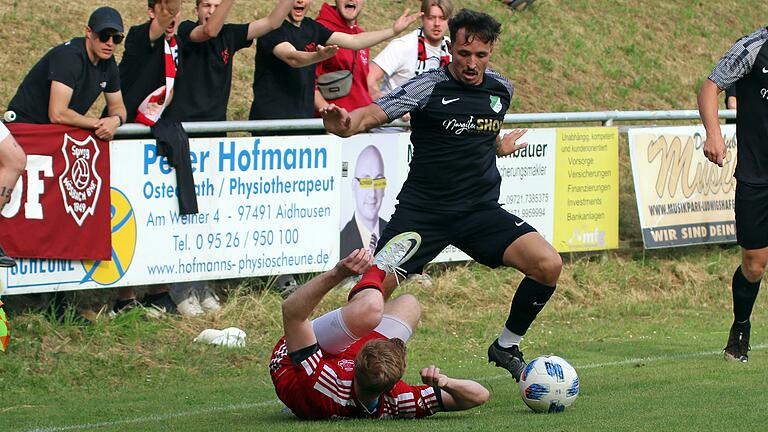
[
  {"xmin": 18, "ymin": 344, "xmax": 768, "ymax": 431},
  {"xmin": 19, "ymin": 400, "xmax": 281, "ymax": 432},
  {"xmin": 484, "ymin": 343, "xmax": 768, "ymax": 381}
]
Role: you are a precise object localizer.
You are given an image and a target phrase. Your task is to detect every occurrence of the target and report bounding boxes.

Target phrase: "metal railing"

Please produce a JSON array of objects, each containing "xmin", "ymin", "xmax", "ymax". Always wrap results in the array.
[{"xmin": 113, "ymin": 109, "xmax": 737, "ymax": 137}]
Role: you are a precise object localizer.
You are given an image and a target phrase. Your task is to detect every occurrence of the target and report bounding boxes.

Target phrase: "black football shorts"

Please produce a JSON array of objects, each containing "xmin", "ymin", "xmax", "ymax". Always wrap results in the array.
[
  {"xmin": 735, "ymin": 182, "xmax": 768, "ymax": 249},
  {"xmin": 376, "ymin": 205, "xmax": 537, "ymax": 274}
]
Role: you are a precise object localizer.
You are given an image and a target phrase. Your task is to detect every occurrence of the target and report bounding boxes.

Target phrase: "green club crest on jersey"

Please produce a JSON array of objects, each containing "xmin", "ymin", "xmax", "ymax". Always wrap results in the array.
[{"xmin": 490, "ymin": 95, "xmax": 502, "ymax": 113}]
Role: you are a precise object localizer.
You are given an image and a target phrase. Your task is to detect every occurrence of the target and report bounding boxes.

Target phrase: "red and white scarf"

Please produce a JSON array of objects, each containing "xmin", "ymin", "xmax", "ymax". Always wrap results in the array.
[
  {"xmin": 416, "ymin": 27, "xmax": 451, "ymax": 76},
  {"xmin": 136, "ymin": 36, "xmax": 178, "ymax": 126}
]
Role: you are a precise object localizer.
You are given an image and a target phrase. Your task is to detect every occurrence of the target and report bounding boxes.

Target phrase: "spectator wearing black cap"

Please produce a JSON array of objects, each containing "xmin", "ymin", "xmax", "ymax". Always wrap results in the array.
[{"xmin": 6, "ymin": 6, "xmax": 127, "ymax": 141}]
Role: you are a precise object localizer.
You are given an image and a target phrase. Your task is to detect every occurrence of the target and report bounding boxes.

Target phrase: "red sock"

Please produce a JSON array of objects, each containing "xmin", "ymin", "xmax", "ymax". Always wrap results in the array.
[{"xmin": 348, "ymin": 266, "xmax": 386, "ymax": 300}]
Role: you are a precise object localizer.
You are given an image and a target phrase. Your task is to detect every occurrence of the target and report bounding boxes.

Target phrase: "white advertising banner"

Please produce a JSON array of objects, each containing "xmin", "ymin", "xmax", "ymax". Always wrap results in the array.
[
  {"xmin": 433, "ymin": 128, "xmax": 558, "ymax": 263},
  {"xmin": 628, "ymin": 125, "xmax": 737, "ymax": 248},
  {"xmin": 5, "ymin": 135, "xmax": 342, "ymax": 294},
  {"xmin": 4, "ymin": 129, "xmax": 618, "ymax": 294},
  {"xmin": 497, "ymin": 128, "xmax": 557, "ymax": 241}
]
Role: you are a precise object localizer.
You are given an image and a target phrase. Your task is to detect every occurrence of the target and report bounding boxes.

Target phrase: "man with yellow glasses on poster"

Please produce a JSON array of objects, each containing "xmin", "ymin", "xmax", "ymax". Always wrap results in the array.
[{"xmin": 340, "ymin": 145, "xmax": 388, "ymax": 258}]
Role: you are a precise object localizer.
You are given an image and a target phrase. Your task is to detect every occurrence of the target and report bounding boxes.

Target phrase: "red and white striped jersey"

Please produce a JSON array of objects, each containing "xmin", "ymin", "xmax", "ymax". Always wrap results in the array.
[{"xmin": 269, "ymin": 332, "xmax": 443, "ymax": 420}]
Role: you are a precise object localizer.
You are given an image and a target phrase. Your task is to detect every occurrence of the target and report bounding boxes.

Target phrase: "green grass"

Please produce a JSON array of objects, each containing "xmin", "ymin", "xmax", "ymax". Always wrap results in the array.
[
  {"xmin": 2, "ymin": 246, "xmax": 766, "ymax": 431},
  {"xmin": 1, "ymin": 1, "xmax": 766, "ymax": 430}
]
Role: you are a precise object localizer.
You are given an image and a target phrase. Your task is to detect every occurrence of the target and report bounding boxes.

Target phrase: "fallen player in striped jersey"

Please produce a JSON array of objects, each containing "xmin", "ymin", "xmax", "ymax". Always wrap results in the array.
[{"xmin": 269, "ymin": 236, "xmax": 489, "ymax": 419}]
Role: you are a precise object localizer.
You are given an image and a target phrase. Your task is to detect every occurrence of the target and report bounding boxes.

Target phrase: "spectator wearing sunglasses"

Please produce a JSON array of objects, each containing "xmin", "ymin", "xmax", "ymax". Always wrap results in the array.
[{"xmin": 6, "ymin": 6, "xmax": 127, "ymax": 141}]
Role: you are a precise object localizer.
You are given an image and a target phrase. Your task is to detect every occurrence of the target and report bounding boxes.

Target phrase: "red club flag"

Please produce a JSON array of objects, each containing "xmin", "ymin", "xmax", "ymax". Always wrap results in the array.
[{"xmin": 0, "ymin": 123, "xmax": 111, "ymax": 260}]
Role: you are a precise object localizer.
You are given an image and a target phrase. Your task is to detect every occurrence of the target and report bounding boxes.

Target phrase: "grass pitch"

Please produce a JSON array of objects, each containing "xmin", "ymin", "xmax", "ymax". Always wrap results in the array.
[{"xmin": 2, "ymin": 246, "xmax": 766, "ymax": 432}]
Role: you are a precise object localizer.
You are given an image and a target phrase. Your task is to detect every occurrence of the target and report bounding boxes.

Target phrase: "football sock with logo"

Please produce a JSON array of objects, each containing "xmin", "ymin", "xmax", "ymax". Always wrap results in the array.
[
  {"xmin": 504, "ymin": 277, "xmax": 556, "ymax": 336},
  {"xmin": 348, "ymin": 266, "xmax": 386, "ymax": 301},
  {"xmin": 732, "ymin": 266, "xmax": 760, "ymax": 330}
]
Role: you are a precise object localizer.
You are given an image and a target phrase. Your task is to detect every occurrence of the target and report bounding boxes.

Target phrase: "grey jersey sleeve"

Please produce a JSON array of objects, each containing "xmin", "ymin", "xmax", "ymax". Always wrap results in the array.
[
  {"xmin": 709, "ymin": 28, "xmax": 768, "ymax": 90},
  {"xmin": 487, "ymin": 68, "xmax": 515, "ymax": 102},
  {"xmin": 375, "ymin": 68, "xmax": 449, "ymax": 122}
]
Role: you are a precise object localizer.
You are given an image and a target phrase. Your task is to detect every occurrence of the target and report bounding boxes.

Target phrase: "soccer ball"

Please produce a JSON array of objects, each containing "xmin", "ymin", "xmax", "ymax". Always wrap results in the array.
[{"xmin": 518, "ymin": 355, "xmax": 579, "ymax": 413}]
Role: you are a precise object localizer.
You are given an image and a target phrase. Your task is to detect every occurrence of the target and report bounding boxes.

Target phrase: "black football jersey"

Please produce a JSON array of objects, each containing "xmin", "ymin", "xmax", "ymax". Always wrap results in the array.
[
  {"xmin": 709, "ymin": 27, "xmax": 768, "ymax": 186},
  {"xmin": 376, "ymin": 65, "xmax": 513, "ymax": 212}
]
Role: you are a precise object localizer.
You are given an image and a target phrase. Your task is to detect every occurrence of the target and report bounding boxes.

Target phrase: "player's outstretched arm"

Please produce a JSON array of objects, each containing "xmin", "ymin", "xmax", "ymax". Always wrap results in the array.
[
  {"xmin": 420, "ymin": 365, "xmax": 490, "ymax": 411},
  {"xmin": 320, "ymin": 103, "xmax": 389, "ymax": 138},
  {"xmin": 697, "ymin": 79, "xmax": 726, "ymax": 167},
  {"xmin": 496, "ymin": 128, "xmax": 528, "ymax": 157},
  {"xmin": 327, "ymin": 9, "xmax": 420, "ymax": 50},
  {"xmin": 282, "ymin": 249, "xmax": 372, "ymax": 352},
  {"xmin": 247, "ymin": 0, "xmax": 293, "ymax": 40}
]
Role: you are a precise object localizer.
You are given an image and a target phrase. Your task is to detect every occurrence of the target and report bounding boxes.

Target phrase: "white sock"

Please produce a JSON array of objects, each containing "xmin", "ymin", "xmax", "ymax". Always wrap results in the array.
[{"xmin": 497, "ymin": 327, "xmax": 523, "ymax": 348}]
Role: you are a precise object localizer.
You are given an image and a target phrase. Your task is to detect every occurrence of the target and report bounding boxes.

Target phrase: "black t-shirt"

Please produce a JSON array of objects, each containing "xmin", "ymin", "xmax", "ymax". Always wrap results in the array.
[
  {"xmin": 249, "ymin": 18, "xmax": 333, "ymax": 120},
  {"xmin": 117, "ymin": 22, "xmax": 180, "ymax": 123},
  {"xmin": 172, "ymin": 21, "xmax": 251, "ymax": 121},
  {"xmin": 8, "ymin": 38, "xmax": 120, "ymax": 124},
  {"xmin": 376, "ymin": 65, "xmax": 513, "ymax": 212}
]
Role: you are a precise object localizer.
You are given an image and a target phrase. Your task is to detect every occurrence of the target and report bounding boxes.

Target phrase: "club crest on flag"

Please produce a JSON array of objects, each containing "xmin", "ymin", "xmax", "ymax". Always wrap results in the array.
[{"xmin": 58, "ymin": 133, "xmax": 102, "ymax": 227}]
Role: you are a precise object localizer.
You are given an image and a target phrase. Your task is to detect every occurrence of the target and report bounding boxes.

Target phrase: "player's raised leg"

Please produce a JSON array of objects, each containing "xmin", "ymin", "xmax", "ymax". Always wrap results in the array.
[
  {"xmin": 378, "ymin": 293, "xmax": 421, "ymax": 340},
  {"xmin": 319, "ymin": 293, "xmax": 421, "ymax": 354},
  {"xmin": 488, "ymin": 231, "xmax": 562, "ymax": 381},
  {"xmin": 347, "ymin": 231, "xmax": 422, "ymax": 300}
]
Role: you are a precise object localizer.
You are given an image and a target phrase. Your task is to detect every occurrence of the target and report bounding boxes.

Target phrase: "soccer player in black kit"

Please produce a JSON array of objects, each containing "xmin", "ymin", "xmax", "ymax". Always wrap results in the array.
[
  {"xmin": 698, "ymin": 28, "xmax": 768, "ymax": 363},
  {"xmin": 321, "ymin": 9, "xmax": 562, "ymax": 381}
]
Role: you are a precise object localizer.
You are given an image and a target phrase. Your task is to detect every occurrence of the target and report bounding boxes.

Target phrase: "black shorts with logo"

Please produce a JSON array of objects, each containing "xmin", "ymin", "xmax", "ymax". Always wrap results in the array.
[
  {"xmin": 376, "ymin": 205, "xmax": 537, "ymax": 275},
  {"xmin": 735, "ymin": 182, "xmax": 768, "ymax": 249}
]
